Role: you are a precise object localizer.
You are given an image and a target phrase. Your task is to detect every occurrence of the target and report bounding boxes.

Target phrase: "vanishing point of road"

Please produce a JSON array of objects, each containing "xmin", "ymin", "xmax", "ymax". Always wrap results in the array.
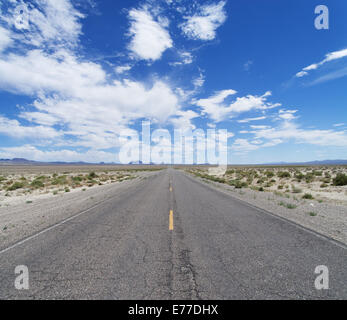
[{"xmin": 0, "ymin": 169, "xmax": 346, "ymax": 299}]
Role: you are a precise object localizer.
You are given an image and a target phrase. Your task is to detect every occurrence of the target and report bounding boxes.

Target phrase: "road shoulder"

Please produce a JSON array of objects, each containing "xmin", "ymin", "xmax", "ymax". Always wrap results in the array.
[{"xmin": 184, "ymin": 170, "xmax": 347, "ymax": 246}]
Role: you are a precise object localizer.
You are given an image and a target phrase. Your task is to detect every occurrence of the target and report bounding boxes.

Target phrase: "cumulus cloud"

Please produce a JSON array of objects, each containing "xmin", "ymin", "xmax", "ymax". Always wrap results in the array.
[
  {"xmin": 1, "ymin": 0, "xmax": 84, "ymax": 49},
  {"xmin": 180, "ymin": 1, "xmax": 227, "ymax": 41},
  {"xmin": 0, "ymin": 116, "xmax": 61, "ymax": 139},
  {"xmin": 128, "ymin": 7, "xmax": 173, "ymax": 61},
  {"xmin": 0, "ymin": 1, "xmax": 181, "ymax": 154},
  {"xmin": 194, "ymin": 90, "xmax": 280, "ymax": 122}
]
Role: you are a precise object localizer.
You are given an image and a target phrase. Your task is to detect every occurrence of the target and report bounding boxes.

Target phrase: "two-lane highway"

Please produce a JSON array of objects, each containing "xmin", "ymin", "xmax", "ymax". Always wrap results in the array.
[{"xmin": 0, "ymin": 169, "xmax": 346, "ymax": 299}]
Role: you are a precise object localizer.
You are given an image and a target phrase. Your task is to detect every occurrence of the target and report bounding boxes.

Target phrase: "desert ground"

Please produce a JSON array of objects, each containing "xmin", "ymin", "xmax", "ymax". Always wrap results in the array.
[
  {"xmin": 186, "ymin": 165, "xmax": 347, "ymax": 204},
  {"xmin": 0, "ymin": 165, "xmax": 164, "ymax": 207}
]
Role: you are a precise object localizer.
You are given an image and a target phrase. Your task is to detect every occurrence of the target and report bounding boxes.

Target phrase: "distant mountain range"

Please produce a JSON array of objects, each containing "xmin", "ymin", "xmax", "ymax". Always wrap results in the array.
[
  {"xmin": 0, "ymin": 158, "xmax": 347, "ymax": 166},
  {"xmin": 0, "ymin": 158, "xmax": 107, "ymax": 165},
  {"xmin": 263, "ymin": 160, "xmax": 347, "ymax": 166}
]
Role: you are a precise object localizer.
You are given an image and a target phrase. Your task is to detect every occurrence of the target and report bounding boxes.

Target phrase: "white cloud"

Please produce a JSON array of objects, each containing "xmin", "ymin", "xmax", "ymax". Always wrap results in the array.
[
  {"xmin": 115, "ymin": 65, "xmax": 132, "ymax": 74},
  {"xmin": 0, "ymin": 115, "xmax": 61, "ymax": 139},
  {"xmin": 1, "ymin": 0, "xmax": 84, "ymax": 49},
  {"xmin": 180, "ymin": 1, "xmax": 227, "ymax": 41},
  {"xmin": 170, "ymin": 51, "xmax": 193, "ymax": 66},
  {"xmin": 231, "ymin": 139, "xmax": 260, "ymax": 153},
  {"xmin": 192, "ymin": 72, "xmax": 205, "ymax": 88},
  {"xmin": 252, "ymin": 121, "xmax": 347, "ymax": 147},
  {"xmin": 170, "ymin": 109, "xmax": 199, "ymax": 130},
  {"xmin": 333, "ymin": 123, "xmax": 345, "ymax": 127},
  {"xmin": 193, "ymin": 89, "xmax": 237, "ymax": 122},
  {"xmin": 0, "ymin": 26, "xmax": 12, "ymax": 52},
  {"xmin": 278, "ymin": 109, "xmax": 298, "ymax": 121},
  {"xmin": 237, "ymin": 116, "xmax": 266, "ymax": 123},
  {"xmin": 250, "ymin": 125, "xmax": 271, "ymax": 130},
  {"xmin": 229, "ymin": 91, "xmax": 280, "ymax": 114},
  {"xmin": 296, "ymin": 48, "xmax": 347, "ymax": 78},
  {"xmin": 296, "ymin": 71, "xmax": 308, "ymax": 78},
  {"xmin": 0, "ymin": 49, "xmax": 105, "ymax": 96},
  {"xmin": 0, "ymin": 145, "xmax": 117, "ymax": 163},
  {"xmin": 194, "ymin": 90, "xmax": 280, "ymax": 122},
  {"xmin": 309, "ymin": 66, "xmax": 347, "ymax": 85},
  {"xmin": 0, "ymin": 43, "xmax": 179, "ymax": 151},
  {"xmin": 128, "ymin": 7, "xmax": 173, "ymax": 61},
  {"xmin": 325, "ymin": 48, "xmax": 347, "ymax": 62}
]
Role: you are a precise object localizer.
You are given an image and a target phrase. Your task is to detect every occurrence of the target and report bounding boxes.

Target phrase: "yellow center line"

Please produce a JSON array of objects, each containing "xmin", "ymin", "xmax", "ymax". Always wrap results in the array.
[{"xmin": 169, "ymin": 210, "xmax": 174, "ymax": 231}]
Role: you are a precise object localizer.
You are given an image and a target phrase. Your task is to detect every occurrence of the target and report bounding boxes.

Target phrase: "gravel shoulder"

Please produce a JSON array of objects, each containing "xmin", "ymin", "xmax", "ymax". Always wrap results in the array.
[
  {"xmin": 186, "ymin": 172, "xmax": 347, "ymax": 245},
  {"xmin": 0, "ymin": 171, "xmax": 157, "ymax": 251}
]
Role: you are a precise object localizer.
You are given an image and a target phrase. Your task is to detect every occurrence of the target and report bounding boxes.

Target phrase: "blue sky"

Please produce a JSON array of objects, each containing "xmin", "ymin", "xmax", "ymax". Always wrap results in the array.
[{"xmin": 0, "ymin": 0, "xmax": 346, "ymax": 164}]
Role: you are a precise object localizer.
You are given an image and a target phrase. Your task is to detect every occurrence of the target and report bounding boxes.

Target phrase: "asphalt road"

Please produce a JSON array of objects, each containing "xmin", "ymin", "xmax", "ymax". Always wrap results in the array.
[{"xmin": 0, "ymin": 169, "xmax": 346, "ymax": 299}]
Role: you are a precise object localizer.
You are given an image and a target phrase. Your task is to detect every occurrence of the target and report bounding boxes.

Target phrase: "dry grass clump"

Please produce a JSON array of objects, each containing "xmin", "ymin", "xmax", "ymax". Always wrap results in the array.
[
  {"xmin": 187, "ymin": 165, "xmax": 347, "ymax": 202},
  {"xmin": 0, "ymin": 170, "xmax": 140, "ymax": 197}
]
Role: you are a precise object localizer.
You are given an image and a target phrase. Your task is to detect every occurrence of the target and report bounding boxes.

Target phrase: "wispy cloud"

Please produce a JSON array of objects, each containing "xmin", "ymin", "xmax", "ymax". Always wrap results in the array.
[
  {"xmin": 295, "ymin": 48, "xmax": 347, "ymax": 78},
  {"xmin": 237, "ymin": 116, "xmax": 266, "ymax": 123}
]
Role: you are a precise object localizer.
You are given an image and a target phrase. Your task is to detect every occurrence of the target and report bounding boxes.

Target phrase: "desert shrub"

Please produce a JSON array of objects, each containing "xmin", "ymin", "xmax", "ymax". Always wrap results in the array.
[
  {"xmin": 31, "ymin": 179, "xmax": 44, "ymax": 188},
  {"xmin": 52, "ymin": 176, "xmax": 68, "ymax": 185},
  {"xmin": 303, "ymin": 193, "xmax": 314, "ymax": 199},
  {"xmin": 294, "ymin": 172, "xmax": 304, "ymax": 180},
  {"xmin": 265, "ymin": 171, "xmax": 275, "ymax": 178},
  {"xmin": 320, "ymin": 183, "xmax": 328, "ymax": 188},
  {"xmin": 333, "ymin": 173, "xmax": 347, "ymax": 186},
  {"xmin": 313, "ymin": 171, "xmax": 323, "ymax": 176},
  {"xmin": 234, "ymin": 181, "xmax": 248, "ymax": 189},
  {"xmin": 279, "ymin": 201, "xmax": 297, "ymax": 209},
  {"xmin": 35, "ymin": 176, "xmax": 46, "ymax": 180},
  {"xmin": 277, "ymin": 171, "xmax": 291, "ymax": 178},
  {"xmin": 305, "ymin": 173, "xmax": 315, "ymax": 183},
  {"xmin": 88, "ymin": 172, "xmax": 98, "ymax": 179},
  {"xmin": 72, "ymin": 176, "xmax": 83, "ymax": 182},
  {"xmin": 7, "ymin": 182, "xmax": 25, "ymax": 191}
]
